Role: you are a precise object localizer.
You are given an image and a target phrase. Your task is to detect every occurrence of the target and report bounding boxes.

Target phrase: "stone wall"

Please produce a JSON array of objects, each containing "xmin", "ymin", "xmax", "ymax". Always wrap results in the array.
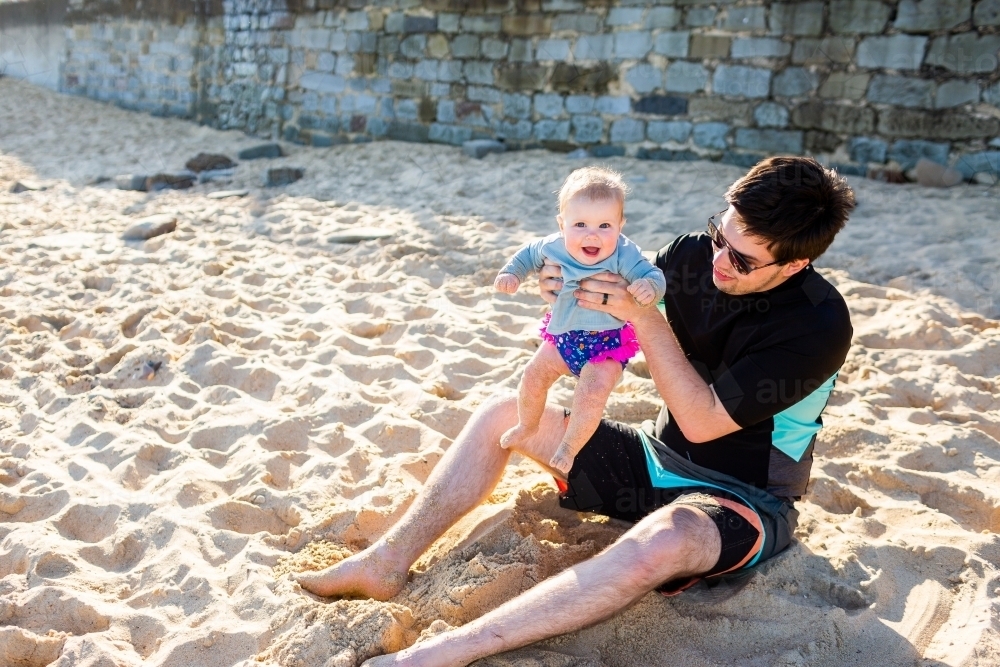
[
  {"xmin": 4, "ymin": 0, "xmax": 1000, "ymax": 175},
  {"xmin": 0, "ymin": 0, "xmax": 68, "ymax": 90}
]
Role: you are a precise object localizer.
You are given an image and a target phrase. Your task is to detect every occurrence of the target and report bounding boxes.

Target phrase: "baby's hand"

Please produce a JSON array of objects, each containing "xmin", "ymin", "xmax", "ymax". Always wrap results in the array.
[
  {"xmin": 627, "ymin": 278, "xmax": 656, "ymax": 306},
  {"xmin": 494, "ymin": 273, "xmax": 521, "ymax": 294}
]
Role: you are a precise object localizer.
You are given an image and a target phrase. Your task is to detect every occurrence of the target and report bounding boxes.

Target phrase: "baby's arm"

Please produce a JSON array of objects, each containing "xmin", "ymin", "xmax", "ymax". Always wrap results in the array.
[
  {"xmin": 618, "ymin": 237, "xmax": 667, "ymax": 307},
  {"xmin": 495, "ymin": 239, "xmax": 547, "ymax": 294}
]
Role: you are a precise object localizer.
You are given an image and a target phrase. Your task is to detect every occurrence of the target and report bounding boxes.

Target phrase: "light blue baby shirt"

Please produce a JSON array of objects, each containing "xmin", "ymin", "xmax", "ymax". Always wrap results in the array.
[{"xmin": 498, "ymin": 232, "xmax": 667, "ymax": 336}]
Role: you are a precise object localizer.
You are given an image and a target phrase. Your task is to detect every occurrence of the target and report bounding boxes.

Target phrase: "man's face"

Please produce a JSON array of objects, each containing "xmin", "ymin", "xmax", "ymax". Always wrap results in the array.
[
  {"xmin": 557, "ymin": 196, "xmax": 624, "ymax": 266},
  {"xmin": 710, "ymin": 208, "xmax": 794, "ymax": 296}
]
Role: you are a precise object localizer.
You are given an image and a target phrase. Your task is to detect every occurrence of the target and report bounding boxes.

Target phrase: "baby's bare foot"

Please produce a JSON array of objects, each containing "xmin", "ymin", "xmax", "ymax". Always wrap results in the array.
[
  {"xmin": 549, "ymin": 441, "xmax": 577, "ymax": 476},
  {"xmin": 499, "ymin": 424, "xmax": 536, "ymax": 450},
  {"xmin": 294, "ymin": 544, "xmax": 408, "ymax": 601}
]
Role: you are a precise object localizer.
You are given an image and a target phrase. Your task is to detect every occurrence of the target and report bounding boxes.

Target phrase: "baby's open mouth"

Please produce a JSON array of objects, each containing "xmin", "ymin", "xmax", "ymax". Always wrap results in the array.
[{"xmin": 582, "ymin": 246, "xmax": 600, "ymax": 257}]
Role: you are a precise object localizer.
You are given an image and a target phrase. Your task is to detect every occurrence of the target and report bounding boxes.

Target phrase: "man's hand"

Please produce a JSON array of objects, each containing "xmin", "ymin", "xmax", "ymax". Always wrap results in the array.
[
  {"xmin": 627, "ymin": 278, "xmax": 657, "ymax": 306},
  {"xmin": 538, "ymin": 258, "xmax": 563, "ymax": 304},
  {"xmin": 494, "ymin": 273, "xmax": 521, "ymax": 294},
  {"xmin": 576, "ymin": 272, "xmax": 660, "ymax": 325}
]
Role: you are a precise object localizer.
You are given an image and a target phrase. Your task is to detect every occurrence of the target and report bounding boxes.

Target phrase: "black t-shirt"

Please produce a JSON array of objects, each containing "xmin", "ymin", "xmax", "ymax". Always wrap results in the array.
[{"xmin": 653, "ymin": 233, "xmax": 853, "ymax": 498}]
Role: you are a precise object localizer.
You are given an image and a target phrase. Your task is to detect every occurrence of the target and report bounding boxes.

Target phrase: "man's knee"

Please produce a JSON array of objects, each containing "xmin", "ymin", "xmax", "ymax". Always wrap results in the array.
[{"xmin": 621, "ymin": 505, "xmax": 721, "ymax": 588}]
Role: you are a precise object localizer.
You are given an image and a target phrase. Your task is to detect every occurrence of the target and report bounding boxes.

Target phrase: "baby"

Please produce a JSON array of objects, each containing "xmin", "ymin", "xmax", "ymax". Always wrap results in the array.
[{"xmin": 494, "ymin": 167, "xmax": 666, "ymax": 475}]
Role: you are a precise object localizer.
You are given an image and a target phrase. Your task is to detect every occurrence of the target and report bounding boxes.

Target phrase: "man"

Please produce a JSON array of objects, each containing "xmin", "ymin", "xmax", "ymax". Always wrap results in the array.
[{"xmin": 296, "ymin": 156, "xmax": 856, "ymax": 667}]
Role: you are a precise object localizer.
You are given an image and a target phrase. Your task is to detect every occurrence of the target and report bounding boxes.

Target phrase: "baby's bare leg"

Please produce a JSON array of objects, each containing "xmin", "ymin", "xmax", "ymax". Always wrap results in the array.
[
  {"xmin": 549, "ymin": 360, "xmax": 623, "ymax": 475},
  {"xmin": 500, "ymin": 343, "xmax": 570, "ymax": 450}
]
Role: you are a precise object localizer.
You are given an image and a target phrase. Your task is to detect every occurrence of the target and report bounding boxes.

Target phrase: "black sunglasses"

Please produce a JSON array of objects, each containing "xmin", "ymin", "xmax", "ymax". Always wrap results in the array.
[{"xmin": 707, "ymin": 212, "xmax": 780, "ymax": 276}]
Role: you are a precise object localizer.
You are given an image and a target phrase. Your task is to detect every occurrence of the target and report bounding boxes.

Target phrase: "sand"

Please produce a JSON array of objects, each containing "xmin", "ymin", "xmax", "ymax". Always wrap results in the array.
[{"xmin": 0, "ymin": 76, "xmax": 998, "ymax": 667}]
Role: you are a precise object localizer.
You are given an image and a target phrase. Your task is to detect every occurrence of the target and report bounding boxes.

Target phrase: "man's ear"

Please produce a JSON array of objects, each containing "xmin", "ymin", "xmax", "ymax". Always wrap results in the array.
[{"xmin": 781, "ymin": 258, "xmax": 810, "ymax": 277}]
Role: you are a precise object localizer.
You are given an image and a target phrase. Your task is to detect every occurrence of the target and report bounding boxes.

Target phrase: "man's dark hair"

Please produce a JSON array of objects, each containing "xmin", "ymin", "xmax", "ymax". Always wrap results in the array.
[{"xmin": 724, "ymin": 156, "xmax": 856, "ymax": 263}]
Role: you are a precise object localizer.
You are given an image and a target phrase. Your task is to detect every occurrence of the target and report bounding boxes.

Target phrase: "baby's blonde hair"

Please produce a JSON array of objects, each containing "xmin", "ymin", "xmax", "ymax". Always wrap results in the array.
[{"xmin": 556, "ymin": 166, "xmax": 630, "ymax": 217}]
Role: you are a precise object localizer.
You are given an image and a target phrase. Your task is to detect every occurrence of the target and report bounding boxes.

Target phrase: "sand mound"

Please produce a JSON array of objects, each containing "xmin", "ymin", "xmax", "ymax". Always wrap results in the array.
[{"xmin": 0, "ymin": 78, "xmax": 998, "ymax": 666}]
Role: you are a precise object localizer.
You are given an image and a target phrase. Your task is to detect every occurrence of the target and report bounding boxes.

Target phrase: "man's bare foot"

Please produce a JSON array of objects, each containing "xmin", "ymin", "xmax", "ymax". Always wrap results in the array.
[
  {"xmin": 294, "ymin": 544, "xmax": 409, "ymax": 601},
  {"xmin": 499, "ymin": 424, "xmax": 536, "ymax": 450}
]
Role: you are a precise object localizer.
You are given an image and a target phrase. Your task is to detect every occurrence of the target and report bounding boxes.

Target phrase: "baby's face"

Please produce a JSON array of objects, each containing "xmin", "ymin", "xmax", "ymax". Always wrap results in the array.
[{"xmin": 557, "ymin": 196, "xmax": 624, "ymax": 266}]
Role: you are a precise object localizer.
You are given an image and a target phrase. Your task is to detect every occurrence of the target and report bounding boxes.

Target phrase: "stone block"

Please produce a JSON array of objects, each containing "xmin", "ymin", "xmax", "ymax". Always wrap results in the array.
[
  {"xmin": 537, "ymin": 39, "xmax": 570, "ymax": 61},
  {"xmin": 388, "ymin": 122, "xmax": 430, "ymax": 143},
  {"xmin": 395, "ymin": 99, "xmax": 419, "ymax": 121},
  {"xmin": 887, "ymin": 139, "xmax": 950, "ymax": 169},
  {"xmin": 975, "ymin": 0, "xmax": 1000, "ymax": 25},
  {"xmin": 499, "ymin": 120, "xmax": 533, "ymax": 140},
  {"xmin": 926, "ymin": 33, "xmax": 1000, "ymax": 74},
  {"xmin": 464, "ymin": 61, "xmax": 495, "ymax": 85},
  {"xmin": 792, "ymin": 101, "xmax": 876, "ymax": 133},
  {"xmin": 769, "ymin": 2, "xmax": 824, "ymax": 36},
  {"xmin": 829, "ymin": 1, "xmax": 891, "ymax": 33},
  {"xmin": 615, "ymin": 31, "xmax": 654, "ymax": 59},
  {"xmin": 300, "ymin": 72, "xmax": 346, "ymax": 93},
  {"xmin": 689, "ymin": 97, "xmax": 754, "ymax": 122},
  {"xmin": 438, "ymin": 60, "xmax": 464, "ymax": 82},
  {"xmin": 895, "ymin": 0, "xmax": 971, "ymax": 32},
  {"xmin": 572, "ymin": 115, "xmax": 605, "ymax": 143},
  {"xmin": 634, "ymin": 95, "xmax": 688, "ymax": 115},
  {"xmin": 665, "ymin": 61, "xmax": 708, "ymax": 93},
  {"xmin": 379, "ymin": 36, "xmax": 401, "ymax": 55},
  {"xmin": 462, "ymin": 16, "xmax": 502, "ymax": 33},
  {"xmin": 452, "ymin": 35, "xmax": 480, "ymax": 58},
  {"xmin": 647, "ymin": 7, "xmax": 681, "ymax": 29},
  {"xmin": 693, "ymin": 122, "xmax": 729, "ymax": 149},
  {"xmin": 735, "ymin": 128, "xmax": 803, "ymax": 153},
  {"xmin": 609, "ymin": 118, "xmax": 645, "ymax": 143},
  {"xmin": 724, "ymin": 6, "xmax": 767, "ymax": 31},
  {"xmin": 576, "ymin": 35, "xmax": 614, "ymax": 60},
  {"xmin": 690, "ymin": 34, "xmax": 731, "ymax": 58},
  {"xmin": 463, "ymin": 139, "xmax": 505, "ymax": 158},
  {"xmin": 468, "ymin": 85, "xmax": 502, "ymax": 103},
  {"xmin": 648, "ymin": 120, "xmax": 693, "ymax": 143},
  {"xmin": 608, "ymin": 7, "xmax": 644, "ymax": 26},
  {"xmin": 985, "ymin": 81, "xmax": 1000, "ymax": 106},
  {"xmin": 542, "ymin": 0, "xmax": 584, "ymax": 10},
  {"xmin": 392, "ymin": 80, "xmax": 429, "ymax": 97},
  {"xmin": 552, "ymin": 13, "xmax": 601, "ymax": 33},
  {"xmin": 713, "ymin": 65, "xmax": 771, "ymax": 98},
  {"xmin": 848, "ymin": 136, "xmax": 887, "ymax": 163},
  {"xmin": 503, "ymin": 93, "xmax": 532, "ymax": 119},
  {"xmin": 732, "ymin": 38, "xmax": 792, "ymax": 59},
  {"xmin": 878, "ymin": 108, "xmax": 1000, "ymax": 139},
  {"xmin": 114, "ymin": 174, "xmax": 148, "ymax": 191},
  {"xmin": 686, "ymin": 7, "xmax": 716, "ymax": 27},
  {"xmin": 566, "ymin": 95, "xmax": 595, "ymax": 113},
  {"xmin": 510, "ymin": 39, "xmax": 534, "ymax": 62},
  {"xmin": 953, "ymin": 151, "xmax": 1000, "ymax": 179},
  {"xmin": 428, "ymin": 35, "xmax": 450, "ymax": 59},
  {"xmin": 819, "ymin": 72, "xmax": 871, "ymax": 99},
  {"xmin": 481, "ymin": 38, "xmax": 509, "ymax": 60},
  {"xmin": 400, "ymin": 35, "xmax": 426, "ymax": 59},
  {"xmin": 772, "ymin": 68, "xmax": 818, "ymax": 97},
  {"xmin": 403, "ymin": 16, "xmax": 436, "ymax": 33},
  {"xmin": 654, "ymin": 31, "xmax": 690, "ymax": 57},
  {"xmin": 439, "ymin": 13, "xmax": 461, "ymax": 32},
  {"xmin": 866, "ymin": 75, "xmax": 933, "ymax": 108},
  {"xmin": 316, "ymin": 52, "xmax": 336, "ymax": 73},
  {"xmin": 638, "ymin": 148, "xmax": 702, "ymax": 162},
  {"xmin": 721, "ymin": 151, "xmax": 766, "ymax": 168},
  {"xmin": 754, "ymin": 102, "xmax": 789, "ymax": 127},
  {"xmin": 264, "ymin": 167, "xmax": 304, "ymax": 187},
  {"xmin": 503, "ymin": 14, "xmax": 552, "ymax": 35},
  {"xmin": 595, "ymin": 95, "xmax": 631, "ymax": 114},
  {"xmin": 626, "ymin": 64, "xmax": 664, "ymax": 93},
  {"xmin": 123, "ymin": 214, "xmax": 177, "ymax": 239},
  {"xmin": 591, "ymin": 145, "xmax": 627, "ymax": 157},
  {"xmin": 535, "ymin": 119, "xmax": 571, "ymax": 141},
  {"xmin": 388, "ymin": 62, "xmax": 414, "ymax": 79},
  {"xmin": 496, "ymin": 63, "xmax": 548, "ymax": 91},
  {"xmin": 856, "ymin": 35, "xmax": 928, "ymax": 70},
  {"xmin": 934, "ymin": 79, "xmax": 979, "ymax": 109},
  {"xmin": 792, "ymin": 37, "xmax": 855, "ymax": 64},
  {"xmin": 551, "ymin": 63, "xmax": 615, "ymax": 94},
  {"xmin": 437, "ymin": 99, "xmax": 456, "ymax": 123},
  {"xmin": 429, "ymin": 124, "xmax": 473, "ymax": 145},
  {"xmin": 805, "ymin": 130, "xmax": 840, "ymax": 152},
  {"xmin": 534, "ymin": 93, "xmax": 564, "ymax": 117}
]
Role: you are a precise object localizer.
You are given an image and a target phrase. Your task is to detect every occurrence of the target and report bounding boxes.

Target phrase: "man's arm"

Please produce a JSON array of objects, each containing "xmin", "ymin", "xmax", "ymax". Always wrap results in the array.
[{"xmin": 575, "ymin": 273, "xmax": 740, "ymax": 444}]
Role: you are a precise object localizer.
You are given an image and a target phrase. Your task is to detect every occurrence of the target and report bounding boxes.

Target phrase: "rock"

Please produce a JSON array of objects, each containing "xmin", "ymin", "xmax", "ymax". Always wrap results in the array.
[
  {"xmin": 122, "ymin": 214, "xmax": 177, "ymax": 241},
  {"xmin": 145, "ymin": 171, "xmax": 196, "ymax": 191},
  {"xmin": 185, "ymin": 153, "xmax": 236, "ymax": 172},
  {"xmin": 566, "ymin": 148, "xmax": 590, "ymax": 159},
  {"xmin": 915, "ymin": 158, "xmax": 963, "ymax": 187},
  {"xmin": 867, "ymin": 166, "xmax": 907, "ymax": 183},
  {"xmin": 973, "ymin": 171, "xmax": 998, "ymax": 185},
  {"xmin": 238, "ymin": 143, "xmax": 283, "ymax": 160},
  {"xmin": 264, "ymin": 167, "xmax": 304, "ymax": 187},
  {"xmin": 462, "ymin": 139, "xmax": 506, "ymax": 159},
  {"xmin": 11, "ymin": 180, "xmax": 45, "ymax": 193},
  {"xmin": 114, "ymin": 174, "xmax": 148, "ymax": 191},
  {"xmin": 328, "ymin": 227, "xmax": 395, "ymax": 244},
  {"xmin": 198, "ymin": 168, "xmax": 236, "ymax": 183},
  {"xmin": 207, "ymin": 189, "xmax": 249, "ymax": 199}
]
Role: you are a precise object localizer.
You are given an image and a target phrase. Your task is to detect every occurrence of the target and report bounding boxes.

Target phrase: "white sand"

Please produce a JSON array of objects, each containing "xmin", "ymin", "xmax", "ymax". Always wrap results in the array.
[{"xmin": 0, "ymin": 77, "xmax": 998, "ymax": 667}]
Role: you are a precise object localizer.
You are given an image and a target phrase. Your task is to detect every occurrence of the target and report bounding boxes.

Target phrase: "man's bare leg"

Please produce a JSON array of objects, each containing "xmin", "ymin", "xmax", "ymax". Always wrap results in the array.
[
  {"xmin": 549, "ymin": 360, "xmax": 621, "ymax": 475},
  {"xmin": 499, "ymin": 343, "xmax": 569, "ymax": 451},
  {"xmin": 362, "ymin": 503, "xmax": 722, "ymax": 667},
  {"xmin": 295, "ymin": 395, "xmax": 570, "ymax": 599}
]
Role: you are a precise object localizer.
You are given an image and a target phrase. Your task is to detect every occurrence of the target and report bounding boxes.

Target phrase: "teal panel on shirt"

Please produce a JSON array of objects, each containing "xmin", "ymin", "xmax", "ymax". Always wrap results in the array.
[{"xmin": 772, "ymin": 373, "xmax": 837, "ymax": 462}]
